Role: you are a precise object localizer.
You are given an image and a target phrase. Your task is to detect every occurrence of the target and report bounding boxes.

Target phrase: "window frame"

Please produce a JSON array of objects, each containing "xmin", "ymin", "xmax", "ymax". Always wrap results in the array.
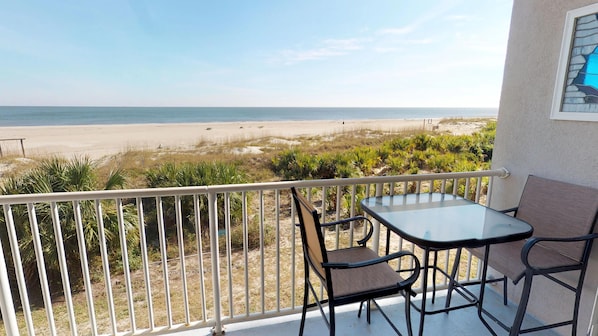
[{"xmin": 551, "ymin": 3, "xmax": 598, "ymax": 122}]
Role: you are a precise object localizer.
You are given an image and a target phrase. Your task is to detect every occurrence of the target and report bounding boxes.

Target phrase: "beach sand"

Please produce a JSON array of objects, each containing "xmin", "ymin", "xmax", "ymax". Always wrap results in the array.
[{"xmin": 0, "ymin": 118, "xmax": 487, "ymax": 160}]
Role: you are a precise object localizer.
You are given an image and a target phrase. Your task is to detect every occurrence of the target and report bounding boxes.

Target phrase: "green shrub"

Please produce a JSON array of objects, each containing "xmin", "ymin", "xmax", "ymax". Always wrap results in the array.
[
  {"xmin": 0, "ymin": 157, "xmax": 134, "ymax": 295},
  {"xmin": 144, "ymin": 161, "xmax": 248, "ymax": 251},
  {"xmin": 270, "ymin": 149, "xmax": 318, "ymax": 180},
  {"xmin": 270, "ymin": 121, "xmax": 496, "ymax": 179}
]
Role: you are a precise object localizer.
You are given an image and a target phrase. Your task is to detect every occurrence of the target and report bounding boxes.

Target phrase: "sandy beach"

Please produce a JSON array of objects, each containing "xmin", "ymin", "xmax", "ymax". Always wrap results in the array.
[{"xmin": 0, "ymin": 118, "xmax": 487, "ymax": 160}]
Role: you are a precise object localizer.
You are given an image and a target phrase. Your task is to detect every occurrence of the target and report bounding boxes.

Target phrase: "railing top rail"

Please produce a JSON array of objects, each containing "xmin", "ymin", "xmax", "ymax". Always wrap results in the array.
[{"xmin": 0, "ymin": 167, "xmax": 509, "ymax": 204}]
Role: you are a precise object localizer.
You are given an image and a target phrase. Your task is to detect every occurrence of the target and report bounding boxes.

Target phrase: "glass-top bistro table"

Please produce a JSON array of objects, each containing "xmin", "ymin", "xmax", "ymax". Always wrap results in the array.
[{"xmin": 361, "ymin": 193, "xmax": 533, "ymax": 336}]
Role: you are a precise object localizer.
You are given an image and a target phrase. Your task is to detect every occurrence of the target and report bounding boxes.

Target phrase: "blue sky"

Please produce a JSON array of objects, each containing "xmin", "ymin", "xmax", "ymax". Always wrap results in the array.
[{"xmin": 0, "ymin": 0, "xmax": 513, "ymax": 107}]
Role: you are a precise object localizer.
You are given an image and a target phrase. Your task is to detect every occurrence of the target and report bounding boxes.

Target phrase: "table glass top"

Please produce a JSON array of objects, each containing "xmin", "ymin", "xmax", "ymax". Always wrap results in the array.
[{"xmin": 361, "ymin": 193, "xmax": 533, "ymax": 248}]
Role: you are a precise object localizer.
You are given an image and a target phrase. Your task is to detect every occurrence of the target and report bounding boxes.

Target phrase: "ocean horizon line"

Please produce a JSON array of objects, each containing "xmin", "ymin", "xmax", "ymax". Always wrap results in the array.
[
  {"xmin": 0, "ymin": 105, "xmax": 498, "ymax": 108},
  {"xmin": 0, "ymin": 106, "xmax": 498, "ymax": 127}
]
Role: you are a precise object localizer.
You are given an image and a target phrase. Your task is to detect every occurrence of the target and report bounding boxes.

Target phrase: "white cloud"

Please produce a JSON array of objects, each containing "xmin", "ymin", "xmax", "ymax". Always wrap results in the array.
[
  {"xmin": 377, "ymin": 26, "xmax": 415, "ymax": 36},
  {"xmin": 444, "ymin": 14, "xmax": 471, "ymax": 22},
  {"xmin": 275, "ymin": 38, "xmax": 364, "ymax": 65}
]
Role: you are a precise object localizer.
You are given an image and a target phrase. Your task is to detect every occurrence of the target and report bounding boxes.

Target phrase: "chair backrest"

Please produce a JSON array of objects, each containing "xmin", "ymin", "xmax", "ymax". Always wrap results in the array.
[
  {"xmin": 291, "ymin": 187, "xmax": 328, "ymax": 282},
  {"xmin": 516, "ymin": 175, "xmax": 598, "ymax": 260}
]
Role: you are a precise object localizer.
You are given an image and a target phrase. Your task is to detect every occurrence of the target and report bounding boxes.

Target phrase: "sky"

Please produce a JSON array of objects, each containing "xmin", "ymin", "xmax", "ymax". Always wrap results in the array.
[{"xmin": 0, "ymin": 0, "xmax": 513, "ymax": 108}]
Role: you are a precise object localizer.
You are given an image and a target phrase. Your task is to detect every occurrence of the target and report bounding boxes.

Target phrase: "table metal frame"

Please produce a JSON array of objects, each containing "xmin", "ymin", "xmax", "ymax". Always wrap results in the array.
[{"xmin": 361, "ymin": 193, "xmax": 533, "ymax": 336}]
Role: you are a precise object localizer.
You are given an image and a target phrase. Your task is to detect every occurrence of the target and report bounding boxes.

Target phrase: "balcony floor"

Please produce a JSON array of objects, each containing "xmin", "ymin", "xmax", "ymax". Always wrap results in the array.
[{"xmin": 176, "ymin": 286, "xmax": 562, "ymax": 336}]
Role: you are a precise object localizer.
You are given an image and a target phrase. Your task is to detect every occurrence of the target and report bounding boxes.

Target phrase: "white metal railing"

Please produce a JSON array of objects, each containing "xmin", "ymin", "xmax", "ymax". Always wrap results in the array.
[{"xmin": 0, "ymin": 168, "xmax": 509, "ymax": 335}]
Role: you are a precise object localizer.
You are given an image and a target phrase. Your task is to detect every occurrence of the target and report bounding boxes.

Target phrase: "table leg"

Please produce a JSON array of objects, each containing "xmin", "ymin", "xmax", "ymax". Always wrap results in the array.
[
  {"xmin": 417, "ymin": 248, "xmax": 430, "ymax": 336},
  {"xmin": 478, "ymin": 245, "xmax": 498, "ymax": 336},
  {"xmin": 432, "ymin": 250, "xmax": 438, "ymax": 304}
]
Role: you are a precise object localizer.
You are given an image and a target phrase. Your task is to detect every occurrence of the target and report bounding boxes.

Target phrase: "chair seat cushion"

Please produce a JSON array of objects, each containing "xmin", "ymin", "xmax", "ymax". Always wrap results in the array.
[
  {"xmin": 328, "ymin": 247, "xmax": 405, "ymax": 299},
  {"xmin": 468, "ymin": 240, "xmax": 578, "ymax": 282}
]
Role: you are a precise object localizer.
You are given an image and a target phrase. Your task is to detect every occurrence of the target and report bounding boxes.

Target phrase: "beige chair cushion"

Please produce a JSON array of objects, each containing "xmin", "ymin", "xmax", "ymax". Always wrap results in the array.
[
  {"xmin": 328, "ymin": 247, "xmax": 404, "ymax": 298},
  {"xmin": 469, "ymin": 241, "xmax": 578, "ymax": 280}
]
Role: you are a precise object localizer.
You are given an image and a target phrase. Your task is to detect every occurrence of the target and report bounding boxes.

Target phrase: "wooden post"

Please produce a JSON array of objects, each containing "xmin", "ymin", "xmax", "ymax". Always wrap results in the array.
[{"xmin": 19, "ymin": 138, "xmax": 26, "ymax": 157}]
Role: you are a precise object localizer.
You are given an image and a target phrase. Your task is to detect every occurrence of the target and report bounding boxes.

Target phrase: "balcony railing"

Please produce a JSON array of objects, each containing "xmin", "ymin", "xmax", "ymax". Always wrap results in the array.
[{"xmin": 0, "ymin": 168, "xmax": 509, "ymax": 336}]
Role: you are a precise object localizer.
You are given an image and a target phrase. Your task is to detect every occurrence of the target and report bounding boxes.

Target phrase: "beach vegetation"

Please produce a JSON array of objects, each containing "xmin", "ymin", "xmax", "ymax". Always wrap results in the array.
[
  {"xmin": 269, "ymin": 121, "xmax": 495, "ymax": 214},
  {"xmin": 271, "ymin": 120, "xmax": 495, "ymax": 180},
  {"xmin": 143, "ymin": 161, "xmax": 269, "ymax": 250},
  {"xmin": 0, "ymin": 156, "xmax": 136, "ymax": 298}
]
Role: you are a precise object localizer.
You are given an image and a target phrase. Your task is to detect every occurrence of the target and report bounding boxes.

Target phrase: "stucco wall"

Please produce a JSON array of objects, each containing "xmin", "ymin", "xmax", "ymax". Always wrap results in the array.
[{"xmin": 491, "ymin": 0, "xmax": 598, "ymax": 334}]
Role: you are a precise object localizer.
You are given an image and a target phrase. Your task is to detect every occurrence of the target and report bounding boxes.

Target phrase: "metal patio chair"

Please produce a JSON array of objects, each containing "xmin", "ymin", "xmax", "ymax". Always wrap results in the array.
[
  {"xmin": 449, "ymin": 175, "xmax": 598, "ymax": 335},
  {"xmin": 291, "ymin": 187, "xmax": 420, "ymax": 336}
]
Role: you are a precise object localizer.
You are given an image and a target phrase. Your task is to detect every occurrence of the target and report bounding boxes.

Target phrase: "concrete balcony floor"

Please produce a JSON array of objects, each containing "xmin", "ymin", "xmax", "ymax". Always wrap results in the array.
[{"xmin": 177, "ymin": 287, "xmax": 561, "ymax": 336}]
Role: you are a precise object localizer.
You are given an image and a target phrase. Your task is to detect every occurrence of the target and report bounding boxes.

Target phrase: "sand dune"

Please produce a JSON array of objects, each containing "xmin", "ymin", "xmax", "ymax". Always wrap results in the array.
[{"xmin": 0, "ymin": 119, "xmax": 487, "ymax": 160}]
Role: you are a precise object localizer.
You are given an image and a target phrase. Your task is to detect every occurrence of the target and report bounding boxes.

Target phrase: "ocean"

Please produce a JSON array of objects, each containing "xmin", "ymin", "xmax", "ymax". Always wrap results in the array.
[{"xmin": 0, "ymin": 106, "xmax": 497, "ymax": 127}]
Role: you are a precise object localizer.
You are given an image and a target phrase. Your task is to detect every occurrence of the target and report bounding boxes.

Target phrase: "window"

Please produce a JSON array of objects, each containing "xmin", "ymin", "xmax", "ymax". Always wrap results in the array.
[{"xmin": 551, "ymin": 3, "xmax": 598, "ymax": 121}]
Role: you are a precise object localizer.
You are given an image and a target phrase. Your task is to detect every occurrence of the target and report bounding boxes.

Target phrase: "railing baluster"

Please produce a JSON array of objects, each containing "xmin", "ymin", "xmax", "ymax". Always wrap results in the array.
[
  {"xmin": 452, "ymin": 178, "xmax": 458, "ymax": 195},
  {"xmin": 320, "ymin": 186, "xmax": 327, "ymax": 224},
  {"xmin": 116, "ymin": 198, "xmax": 136, "ymax": 331},
  {"xmin": 372, "ymin": 183, "xmax": 383, "ymax": 253},
  {"xmin": 334, "ymin": 186, "xmax": 341, "ymax": 249},
  {"xmin": 290, "ymin": 191, "xmax": 297, "ymax": 309},
  {"xmin": 0, "ymin": 205, "xmax": 21, "ymax": 336},
  {"xmin": 349, "ymin": 185, "xmax": 356, "ymax": 246},
  {"xmin": 73, "ymin": 201, "xmax": 98, "ymax": 335},
  {"xmin": 475, "ymin": 177, "xmax": 482, "ymax": 203},
  {"xmin": 242, "ymin": 192, "xmax": 250, "ymax": 316},
  {"xmin": 275, "ymin": 189, "xmax": 281, "ymax": 312},
  {"xmin": 27, "ymin": 203, "xmax": 57, "ymax": 335},
  {"xmin": 259, "ymin": 190, "xmax": 265, "ymax": 314},
  {"xmin": 208, "ymin": 191, "xmax": 223, "ymax": 335},
  {"xmin": 175, "ymin": 195, "xmax": 191, "ymax": 324},
  {"xmin": 464, "ymin": 177, "xmax": 471, "ymax": 199},
  {"xmin": 156, "ymin": 196, "xmax": 172, "ymax": 327},
  {"xmin": 466, "ymin": 250, "xmax": 474, "ymax": 282},
  {"xmin": 51, "ymin": 201, "xmax": 77, "ymax": 335},
  {"xmin": 69, "ymin": 201, "xmax": 89, "ymax": 336},
  {"xmin": 224, "ymin": 193, "xmax": 233, "ymax": 318},
  {"xmin": 95, "ymin": 200, "xmax": 117, "ymax": 335},
  {"xmin": 136, "ymin": 197, "xmax": 155, "ymax": 330},
  {"xmin": 443, "ymin": 250, "xmax": 450, "ymax": 287},
  {"xmin": 193, "ymin": 194, "xmax": 208, "ymax": 322}
]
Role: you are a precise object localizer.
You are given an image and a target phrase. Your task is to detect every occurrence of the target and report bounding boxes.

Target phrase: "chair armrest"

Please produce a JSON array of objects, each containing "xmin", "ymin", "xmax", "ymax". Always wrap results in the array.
[
  {"xmin": 521, "ymin": 233, "xmax": 598, "ymax": 270},
  {"xmin": 321, "ymin": 216, "xmax": 374, "ymax": 245},
  {"xmin": 323, "ymin": 250, "xmax": 421, "ymax": 288}
]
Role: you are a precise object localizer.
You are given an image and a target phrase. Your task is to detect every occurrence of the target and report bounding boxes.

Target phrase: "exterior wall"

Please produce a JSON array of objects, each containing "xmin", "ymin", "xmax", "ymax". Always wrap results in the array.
[{"xmin": 491, "ymin": 0, "xmax": 598, "ymax": 334}]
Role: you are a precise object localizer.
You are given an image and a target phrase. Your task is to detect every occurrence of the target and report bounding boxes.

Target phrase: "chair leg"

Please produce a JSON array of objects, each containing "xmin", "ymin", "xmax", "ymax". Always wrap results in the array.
[
  {"xmin": 509, "ymin": 273, "xmax": 533, "ymax": 336},
  {"xmin": 503, "ymin": 276, "xmax": 508, "ymax": 305},
  {"xmin": 405, "ymin": 292, "xmax": 414, "ymax": 336},
  {"xmin": 358, "ymin": 300, "xmax": 373, "ymax": 324},
  {"xmin": 572, "ymin": 286, "xmax": 584, "ymax": 336},
  {"xmin": 299, "ymin": 279, "xmax": 309, "ymax": 336},
  {"xmin": 329, "ymin": 304, "xmax": 336, "ymax": 336}
]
